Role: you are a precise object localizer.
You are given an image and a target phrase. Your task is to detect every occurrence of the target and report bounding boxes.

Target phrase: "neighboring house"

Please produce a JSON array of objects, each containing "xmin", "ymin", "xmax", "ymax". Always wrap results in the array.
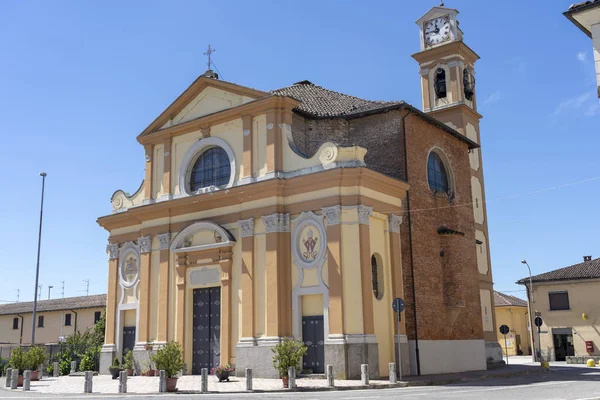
[
  {"xmin": 0, "ymin": 294, "xmax": 106, "ymax": 358},
  {"xmin": 517, "ymin": 256, "xmax": 600, "ymax": 361},
  {"xmin": 97, "ymin": 4, "xmax": 500, "ymax": 378},
  {"xmin": 564, "ymin": 0, "xmax": 600, "ymax": 98},
  {"xmin": 494, "ymin": 291, "xmax": 531, "ymax": 356}
]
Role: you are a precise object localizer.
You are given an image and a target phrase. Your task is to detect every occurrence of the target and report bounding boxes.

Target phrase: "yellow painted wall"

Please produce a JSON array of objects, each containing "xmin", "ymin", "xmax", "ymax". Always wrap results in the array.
[
  {"xmin": 370, "ymin": 215, "xmax": 394, "ymax": 377},
  {"xmin": 254, "ymin": 218, "xmax": 267, "ymax": 337},
  {"xmin": 480, "ymin": 289, "xmax": 494, "ymax": 332},
  {"xmin": 124, "ymin": 309, "xmax": 136, "ymax": 327},
  {"xmin": 302, "ymin": 295, "xmax": 324, "ymax": 317},
  {"xmin": 495, "ymin": 306, "xmax": 531, "ymax": 356},
  {"xmin": 0, "ymin": 308, "xmax": 104, "ymax": 349},
  {"xmin": 530, "ymin": 280, "xmax": 600, "ymax": 357},
  {"xmin": 341, "ymin": 208, "xmax": 363, "ymax": 334},
  {"xmin": 172, "ymin": 130, "xmax": 203, "ymax": 196},
  {"xmin": 228, "ymin": 222, "xmax": 242, "ymax": 363},
  {"xmin": 301, "ymin": 268, "xmax": 319, "ymax": 288},
  {"xmin": 253, "ymin": 115, "xmax": 267, "ymax": 177},
  {"xmin": 211, "ymin": 118, "xmax": 243, "ymax": 182}
]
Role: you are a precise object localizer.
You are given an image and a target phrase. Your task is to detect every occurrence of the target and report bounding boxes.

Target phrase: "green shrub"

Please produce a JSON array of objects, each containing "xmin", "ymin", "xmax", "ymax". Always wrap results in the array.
[
  {"xmin": 79, "ymin": 353, "xmax": 94, "ymax": 372},
  {"xmin": 151, "ymin": 341, "xmax": 184, "ymax": 379},
  {"xmin": 271, "ymin": 338, "xmax": 307, "ymax": 378},
  {"xmin": 26, "ymin": 346, "xmax": 47, "ymax": 371},
  {"xmin": 9, "ymin": 347, "xmax": 27, "ymax": 375},
  {"xmin": 123, "ymin": 350, "xmax": 134, "ymax": 370}
]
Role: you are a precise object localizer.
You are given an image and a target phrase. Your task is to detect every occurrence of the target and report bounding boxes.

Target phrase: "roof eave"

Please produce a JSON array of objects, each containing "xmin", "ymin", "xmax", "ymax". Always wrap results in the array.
[{"xmin": 563, "ymin": 3, "xmax": 600, "ymax": 38}]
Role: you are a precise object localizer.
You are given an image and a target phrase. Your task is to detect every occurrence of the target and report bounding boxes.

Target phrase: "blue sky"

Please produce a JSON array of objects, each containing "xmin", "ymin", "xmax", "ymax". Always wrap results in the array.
[{"xmin": 0, "ymin": 1, "xmax": 598, "ymax": 303}]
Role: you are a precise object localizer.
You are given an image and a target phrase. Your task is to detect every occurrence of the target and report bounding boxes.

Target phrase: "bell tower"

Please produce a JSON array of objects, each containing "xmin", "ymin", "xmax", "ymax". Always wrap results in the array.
[{"xmin": 412, "ymin": 5, "xmax": 502, "ymax": 363}]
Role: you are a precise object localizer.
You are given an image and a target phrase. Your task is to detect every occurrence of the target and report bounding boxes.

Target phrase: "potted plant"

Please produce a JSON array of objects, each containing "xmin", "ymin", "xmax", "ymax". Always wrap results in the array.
[
  {"xmin": 211, "ymin": 364, "xmax": 235, "ymax": 382},
  {"xmin": 108, "ymin": 357, "xmax": 123, "ymax": 380},
  {"xmin": 140, "ymin": 360, "xmax": 153, "ymax": 376},
  {"xmin": 8, "ymin": 347, "xmax": 27, "ymax": 387},
  {"xmin": 26, "ymin": 346, "xmax": 47, "ymax": 381},
  {"xmin": 123, "ymin": 350, "xmax": 134, "ymax": 376},
  {"xmin": 151, "ymin": 341, "xmax": 184, "ymax": 392},
  {"xmin": 271, "ymin": 338, "xmax": 307, "ymax": 388}
]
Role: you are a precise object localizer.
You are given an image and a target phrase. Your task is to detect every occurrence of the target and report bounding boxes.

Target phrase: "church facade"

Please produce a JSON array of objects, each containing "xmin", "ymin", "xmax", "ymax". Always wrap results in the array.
[{"xmin": 98, "ymin": 5, "xmax": 500, "ymax": 378}]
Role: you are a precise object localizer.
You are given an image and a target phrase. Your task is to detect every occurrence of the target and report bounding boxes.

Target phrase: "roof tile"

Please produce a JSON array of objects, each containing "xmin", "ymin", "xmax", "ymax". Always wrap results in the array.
[
  {"xmin": 517, "ymin": 257, "xmax": 600, "ymax": 284},
  {"xmin": 494, "ymin": 291, "xmax": 527, "ymax": 307},
  {"xmin": 0, "ymin": 294, "xmax": 106, "ymax": 316}
]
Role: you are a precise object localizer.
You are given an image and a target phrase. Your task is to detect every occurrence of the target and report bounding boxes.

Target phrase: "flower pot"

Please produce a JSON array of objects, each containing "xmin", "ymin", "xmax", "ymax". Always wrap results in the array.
[
  {"xmin": 109, "ymin": 367, "xmax": 123, "ymax": 380},
  {"xmin": 141, "ymin": 371, "xmax": 151, "ymax": 376},
  {"xmin": 282, "ymin": 376, "xmax": 289, "ymax": 388},
  {"xmin": 152, "ymin": 369, "xmax": 160, "ymax": 376},
  {"xmin": 127, "ymin": 369, "xmax": 134, "ymax": 377},
  {"xmin": 17, "ymin": 375, "xmax": 24, "ymax": 387},
  {"xmin": 166, "ymin": 377, "xmax": 178, "ymax": 392},
  {"xmin": 30, "ymin": 370, "xmax": 40, "ymax": 381},
  {"xmin": 216, "ymin": 370, "xmax": 231, "ymax": 382}
]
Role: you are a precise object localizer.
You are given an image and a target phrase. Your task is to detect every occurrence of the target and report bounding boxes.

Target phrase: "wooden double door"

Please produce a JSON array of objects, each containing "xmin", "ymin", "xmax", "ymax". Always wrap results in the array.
[
  {"xmin": 192, "ymin": 287, "xmax": 221, "ymax": 374},
  {"xmin": 302, "ymin": 315, "xmax": 325, "ymax": 374}
]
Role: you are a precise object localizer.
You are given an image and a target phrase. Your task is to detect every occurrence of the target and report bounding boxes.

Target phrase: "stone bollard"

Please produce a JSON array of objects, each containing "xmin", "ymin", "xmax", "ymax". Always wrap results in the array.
[
  {"xmin": 5, "ymin": 368, "xmax": 12, "ymax": 387},
  {"xmin": 159, "ymin": 370, "xmax": 166, "ymax": 393},
  {"xmin": 23, "ymin": 370, "xmax": 30, "ymax": 391},
  {"xmin": 245, "ymin": 368, "xmax": 252, "ymax": 391},
  {"xmin": 389, "ymin": 363, "xmax": 397, "ymax": 383},
  {"xmin": 70, "ymin": 361, "xmax": 77, "ymax": 374},
  {"xmin": 118, "ymin": 370, "xmax": 127, "ymax": 393},
  {"xmin": 288, "ymin": 366, "xmax": 296, "ymax": 389},
  {"xmin": 201, "ymin": 368, "xmax": 208, "ymax": 393},
  {"xmin": 53, "ymin": 362, "xmax": 59, "ymax": 377},
  {"xmin": 84, "ymin": 371, "xmax": 93, "ymax": 393},
  {"xmin": 10, "ymin": 369, "xmax": 18, "ymax": 389},
  {"xmin": 361, "ymin": 364, "xmax": 369, "ymax": 385},
  {"xmin": 327, "ymin": 364, "xmax": 334, "ymax": 388}
]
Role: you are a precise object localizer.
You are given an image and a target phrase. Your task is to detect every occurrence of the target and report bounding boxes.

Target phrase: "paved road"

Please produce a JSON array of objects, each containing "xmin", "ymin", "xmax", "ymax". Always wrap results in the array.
[{"xmin": 1, "ymin": 365, "xmax": 599, "ymax": 399}]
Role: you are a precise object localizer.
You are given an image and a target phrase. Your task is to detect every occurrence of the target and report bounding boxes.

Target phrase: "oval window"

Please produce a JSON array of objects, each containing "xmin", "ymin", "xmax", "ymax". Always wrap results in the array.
[
  {"xmin": 371, "ymin": 253, "xmax": 384, "ymax": 300},
  {"xmin": 189, "ymin": 146, "xmax": 231, "ymax": 192}
]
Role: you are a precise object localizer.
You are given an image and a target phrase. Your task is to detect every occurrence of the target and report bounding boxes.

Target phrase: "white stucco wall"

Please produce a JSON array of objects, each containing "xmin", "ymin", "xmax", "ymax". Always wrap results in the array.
[{"xmin": 418, "ymin": 339, "xmax": 486, "ymax": 374}]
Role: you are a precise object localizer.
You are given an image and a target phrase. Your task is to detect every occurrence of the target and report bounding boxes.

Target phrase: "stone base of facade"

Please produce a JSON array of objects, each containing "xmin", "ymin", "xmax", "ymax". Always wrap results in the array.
[
  {"xmin": 235, "ymin": 337, "xmax": 280, "ymax": 379},
  {"xmin": 415, "ymin": 339, "xmax": 487, "ymax": 375},
  {"xmin": 132, "ymin": 343, "xmax": 160, "ymax": 375},
  {"xmin": 99, "ymin": 344, "xmax": 117, "ymax": 375},
  {"xmin": 485, "ymin": 341, "xmax": 505, "ymax": 366}
]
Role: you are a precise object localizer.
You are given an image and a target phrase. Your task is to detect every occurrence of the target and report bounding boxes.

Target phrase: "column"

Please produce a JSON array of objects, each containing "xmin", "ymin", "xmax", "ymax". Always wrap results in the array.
[
  {"xmin": 265, "ymin": 111, "xmax": 282, "ymax": 173},
  {"xmin": 161, "ymin": 139, "xmax": 172, "ymax": 200},
  {"xmin": 220, "ymin": 258, "xmax": 233, "ymax": 364},
  {"xmin": 262, "ymin": 213, "xmax": 290, "ymax": 337},
  {"xmin": 143, "ymin": 144, "xmax": 153, "ymax": 203},
  {"xmin": 105, "ymin": 244, "xmax": 119, "ymax": 345},
  {"xmin": 137, "ymin": 236, "xmax": 152, "ymax": 344},
  {"xmin": 242, "ymin": 116, "xmax": 253, "ymax": 179},
  {"xmin": 357, "ymin": 206, "xmax": 374, "ymax": 336},
  {"xmin": 388, "ymin": 215, "xmax": 405, "ymax": 335},
  {"xmin": 322, "ymin": 206, "xmax": 344, "ymax": 335},
  {"xmin": 238, "ymin": 219, "xmax": 255, "ymax": 341},
  {"xmin": 175, "ymin": 254, "xmax": 188, "ymax": 348},
  {"xmin": 157, "ymin": 233, "xmax": 171, "ymax": 342}
]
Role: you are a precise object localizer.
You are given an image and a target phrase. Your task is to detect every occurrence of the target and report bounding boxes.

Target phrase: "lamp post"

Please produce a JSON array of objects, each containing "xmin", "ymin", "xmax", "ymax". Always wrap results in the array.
[
  {"xmin": 521, "ymin": 259, "xmax": 536, "ymax": 362},
  {"xmin": 31, "ymin": 172, "xmax": 47, "ymax": 346}
]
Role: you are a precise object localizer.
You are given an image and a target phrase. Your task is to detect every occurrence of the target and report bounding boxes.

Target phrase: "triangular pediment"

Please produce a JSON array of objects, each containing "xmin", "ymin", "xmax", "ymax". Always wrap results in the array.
[
  {"xmin": 139, "ymin": 74, "xmax": 270, "ymax": 138},
  {"xmin": 416, "ymin": 6, "xmax": 458, "ymax": 25}
]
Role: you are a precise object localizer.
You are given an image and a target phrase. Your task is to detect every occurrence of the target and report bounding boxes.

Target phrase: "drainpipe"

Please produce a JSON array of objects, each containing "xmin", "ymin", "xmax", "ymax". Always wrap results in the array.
[
  {"xmin": 17, "ymin": 314, "xmax": 24, "ymax": 346},
  {"xmin": 400, "ymin": 108, "xmax": 421, "ymax": 375},
  {"xmin": 70, "ymin": 310, "xmax": 78, "ymax": 333}
]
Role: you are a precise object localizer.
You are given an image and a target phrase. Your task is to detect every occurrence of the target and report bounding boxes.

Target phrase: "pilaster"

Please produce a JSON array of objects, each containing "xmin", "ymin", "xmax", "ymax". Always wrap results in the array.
[
  {"xmin": 157, "ymin": 233, "xmax": 171, "ymax": 342},
  {"xmin": 388, "ymin": 214, "xmax": 406, "ymax": 335},
  {"xmin": 242, "ymin": 116, "xmax": 253, "ymax": 179},
  {"xmin": 137, "ymin": 236, "xmax": 152, "ymax": 344},
  {"xmin": 265, "ymin": 110, "xmax": 282, "ymax": 173},
  {"xmin": 175, "ymin": 254, "xmax": 188, "ymax": 350},
  {"xmin": 238, "ymin": 219, "xmax": 255, "ymax": 341},
  {"xmin": 357, "ymin": 206, "xmax": 374, "ymax": 336},
  {"xmin": 160, "ymin": 138, "xmax": 172, "ymax": 201},
  {"xmin": 322, "ymin": 206, "xmax": 344, "ymax": 335},
  {"xmin": 105, "ymin": 243, "xmax": 119, "ymax": 346},
  {"xmin": 143, "ymin": 144, "xmax": 153, "ymax": 203}
]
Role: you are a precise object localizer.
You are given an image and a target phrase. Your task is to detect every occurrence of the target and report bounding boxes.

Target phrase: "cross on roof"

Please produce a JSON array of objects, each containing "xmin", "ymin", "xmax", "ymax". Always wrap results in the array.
[{"xmin": 204, "ymin": 45, "xmax": 215, "ymax": 70}]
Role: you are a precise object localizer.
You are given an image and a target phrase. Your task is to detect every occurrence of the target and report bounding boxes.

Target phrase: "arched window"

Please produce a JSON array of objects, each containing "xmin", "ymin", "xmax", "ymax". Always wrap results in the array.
[
  {"xmin": 190, "ymin": 147, "xmax": 231, "ymax": 192},
  {"xmin": 427, "ymin": 151, "xmax": 450, "ymax": 194},
  {"xmin": 434, "ymin": 67, "xmax": 447, "ymax": 99},
  {"xmin": 371, "ymin": 254, "xmax": 384, "ymax": 300},
  {"xmin": 463, "ymin": 68, "xmax": 475, "ymax": 101}
]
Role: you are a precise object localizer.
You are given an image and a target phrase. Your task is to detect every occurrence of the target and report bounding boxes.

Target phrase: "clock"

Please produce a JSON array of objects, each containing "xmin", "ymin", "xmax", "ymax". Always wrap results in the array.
[{"xmin": 424, "ymin": 16, "xmax": 451, "ymax": 46}]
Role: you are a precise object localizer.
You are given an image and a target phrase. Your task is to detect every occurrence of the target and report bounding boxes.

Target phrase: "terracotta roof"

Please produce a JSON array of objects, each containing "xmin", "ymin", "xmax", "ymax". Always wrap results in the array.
[
  {"xmin": 516, "ymin": 257, "xmax": 600, "ymax": 284},
  {"xmin": 271, "ymin": 80, "xmax": 403, "ymax": 118},
  {"xmin": 0, "ymin": 294, "xmax": 106, "ymax": 316},
  {"xmin": 567, "ymin": 0, "xmax": 600, "ymax": 11},
  {"xmin": 494, "ymin": 291, "xmax": 527, "ymax": 307}
]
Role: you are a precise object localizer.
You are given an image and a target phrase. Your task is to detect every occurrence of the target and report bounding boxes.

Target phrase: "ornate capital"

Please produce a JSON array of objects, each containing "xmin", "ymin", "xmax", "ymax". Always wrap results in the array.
[
  {"xmin": 106, "ymin": 243, "xmax": 119, "ymax": 260},
  {"xmin": 238, "ymin": 218, "xmax": 255, "ymax": 237},
  {"xmin": 322, "ymin": 205, "xmax": 341, "ymax": 226},
  {"xmin": 139, "ymin": 236, "xmax": 152, "ymax": 253},
  {"xmin": 388, "ymin": 214, "xmax": 403, "ymax": 233},
  {"xmin": 262, "ymin": 213, "xmax": 290, "ymax": 233},
  {"xmin": 357, "ymin": 205, "xmax": 373, "ymax": 225},
  {"xmin": 157, "ymin": 233, "xmax": 171, "ymax": 250}
]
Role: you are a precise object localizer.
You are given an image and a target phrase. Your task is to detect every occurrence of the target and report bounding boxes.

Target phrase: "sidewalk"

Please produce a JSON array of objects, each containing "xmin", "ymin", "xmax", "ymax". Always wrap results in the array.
[{"xmin": 0, "ymin": 364, "xmax": 547, "ymax": 395}]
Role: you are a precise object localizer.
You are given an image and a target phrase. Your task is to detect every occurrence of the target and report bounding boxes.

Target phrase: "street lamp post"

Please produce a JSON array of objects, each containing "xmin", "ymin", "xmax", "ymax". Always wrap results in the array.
[
  {"xmin": 31, "ymin": 172, "xmax": 47, "ymax": 346},
  {"xmin": 521, "ymin": 259, "xmax": 536, "ymax": 362}
]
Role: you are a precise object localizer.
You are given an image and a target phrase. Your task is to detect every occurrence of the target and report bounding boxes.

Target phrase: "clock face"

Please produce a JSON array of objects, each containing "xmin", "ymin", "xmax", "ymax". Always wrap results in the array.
[{"xmin": 424, "ymin": 17, "xmax": 451, "ymax": 45}]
